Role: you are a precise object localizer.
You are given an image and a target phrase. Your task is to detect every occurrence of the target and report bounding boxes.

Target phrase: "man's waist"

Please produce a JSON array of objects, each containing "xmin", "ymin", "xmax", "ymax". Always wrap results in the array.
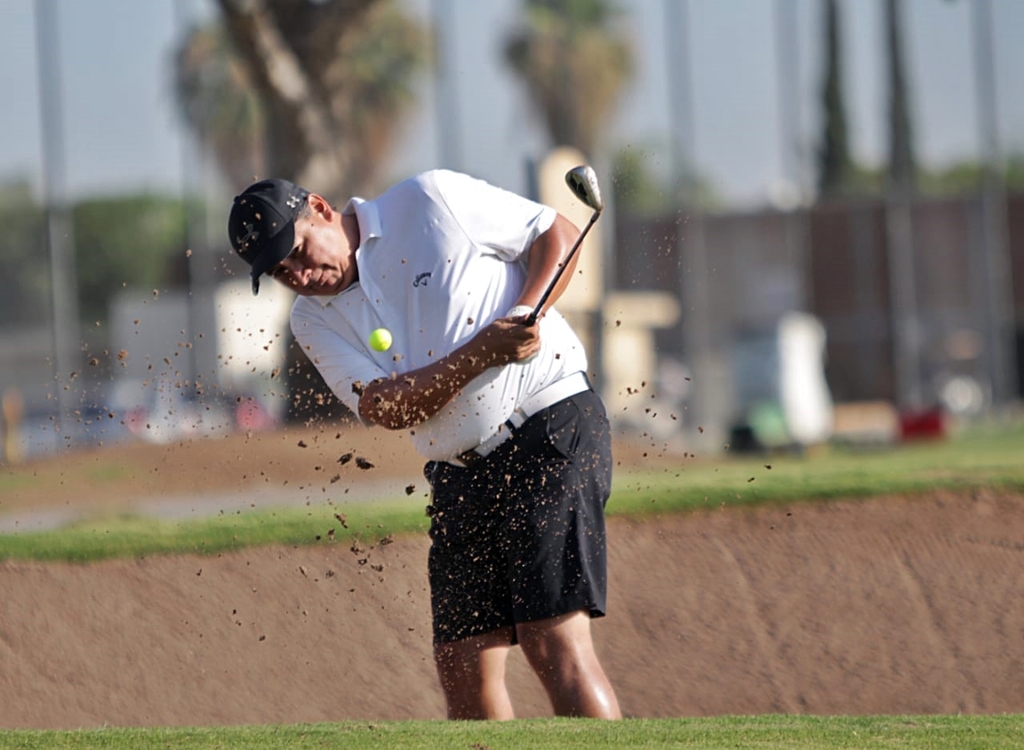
[{"xmin": 450, "ymin": 371, "xmax": 591, "ymax": 467}]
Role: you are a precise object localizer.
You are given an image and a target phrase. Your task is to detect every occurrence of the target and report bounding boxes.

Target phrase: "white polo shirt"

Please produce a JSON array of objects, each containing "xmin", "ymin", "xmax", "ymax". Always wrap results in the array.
[{"xmin": 290, "ymin": 169, "xmax": 588, "ymax": 461}]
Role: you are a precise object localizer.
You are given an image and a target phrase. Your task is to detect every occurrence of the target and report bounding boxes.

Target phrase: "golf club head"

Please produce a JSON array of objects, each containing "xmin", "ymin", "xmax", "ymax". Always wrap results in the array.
[{"xmin": 565, "ymin": 166, "xmax": 604, "ymax": 213}]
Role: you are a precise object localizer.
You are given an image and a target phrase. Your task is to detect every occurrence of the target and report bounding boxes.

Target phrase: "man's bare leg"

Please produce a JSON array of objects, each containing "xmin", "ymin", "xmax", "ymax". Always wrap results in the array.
[
  {"xmin": 433, "ymin": 627, "xmax": 516, "ymax": 720},
  {"xmin": 517, "ymin": 610, "xmax": 621, "ymax": 719}
]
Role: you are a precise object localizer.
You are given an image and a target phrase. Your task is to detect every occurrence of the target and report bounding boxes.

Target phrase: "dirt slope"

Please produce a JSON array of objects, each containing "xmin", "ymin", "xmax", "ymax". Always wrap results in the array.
[{"xmin": 1, "ymin": 427, "xmax": 1023, "ymax": 728}]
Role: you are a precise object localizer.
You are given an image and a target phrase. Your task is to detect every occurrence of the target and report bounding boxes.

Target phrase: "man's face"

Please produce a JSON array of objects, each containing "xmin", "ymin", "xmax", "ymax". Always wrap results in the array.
[{"xmin": 268, "ymin": 195, "xmax": 356, "ymax": 296}]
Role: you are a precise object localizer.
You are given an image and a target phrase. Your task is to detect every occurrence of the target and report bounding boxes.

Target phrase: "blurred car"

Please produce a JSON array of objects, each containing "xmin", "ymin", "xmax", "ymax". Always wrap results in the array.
[
  {"xmin": 14, "ymin": 404, "xmax": 133, "ymax": 460},
  {"xmin": 115, "ymin": 376, "xmax": 277, "ymax": 444}
]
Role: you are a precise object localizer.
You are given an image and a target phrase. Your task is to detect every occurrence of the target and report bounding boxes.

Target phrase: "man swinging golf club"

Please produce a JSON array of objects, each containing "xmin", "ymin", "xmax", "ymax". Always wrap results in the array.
[{"xmin": 228, "ymin": 167, "xmax": 619, "ymax": 720}]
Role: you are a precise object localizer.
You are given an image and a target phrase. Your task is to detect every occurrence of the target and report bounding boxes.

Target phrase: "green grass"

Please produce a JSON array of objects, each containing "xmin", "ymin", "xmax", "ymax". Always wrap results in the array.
[
  {"xmin": 612, "ymin": 423, "xmax": 1024, "ymax": 516},
  {"xmin": 0, "ymin": 497, "xmax": 428, "ymax": 563},
  {"xmin": 2, "ymin": 424, "xmax": 1023, "ymax": 563},
  {"xmin": 1, "ymin": 715, "xmax": 1022, "ymax": 749}
]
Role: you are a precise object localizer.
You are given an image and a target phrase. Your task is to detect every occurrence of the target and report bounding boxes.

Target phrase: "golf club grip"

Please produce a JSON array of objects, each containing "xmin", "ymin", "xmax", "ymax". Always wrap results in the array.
[{"xmin": 525, "ymin": 212, "xmax": 599, "ymax": 326}]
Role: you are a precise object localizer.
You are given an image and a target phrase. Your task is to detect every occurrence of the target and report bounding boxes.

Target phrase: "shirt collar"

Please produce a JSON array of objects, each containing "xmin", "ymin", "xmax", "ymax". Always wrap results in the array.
[
  {"xmin": 344, "ymin": 196, "xmax": 382, "ymax": 242},
  {"xmin": 316, "ymin": 196, "xmax": 382, "ymax": 308}
]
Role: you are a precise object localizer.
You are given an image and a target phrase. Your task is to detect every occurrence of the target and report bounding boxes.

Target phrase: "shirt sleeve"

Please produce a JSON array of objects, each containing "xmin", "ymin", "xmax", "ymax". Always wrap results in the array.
[
  {"xmin": 290, "ymin": 301, "xmax": 387, "ymax": 423},
  {"xmin": 430, "ymin": 170, "xmax": 556, "ymax": 262}
]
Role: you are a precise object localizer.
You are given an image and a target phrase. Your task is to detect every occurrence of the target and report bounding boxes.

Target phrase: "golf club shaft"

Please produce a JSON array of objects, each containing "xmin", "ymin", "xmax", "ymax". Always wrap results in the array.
[{"xmin": 525, "ymin": 210, "xmax": 600, "ymax": 326}]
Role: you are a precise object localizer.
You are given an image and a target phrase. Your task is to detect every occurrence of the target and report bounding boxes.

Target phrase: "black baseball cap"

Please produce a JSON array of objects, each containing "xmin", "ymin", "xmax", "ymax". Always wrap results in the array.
[{"xmin": 228, "ymin": 178, "xmax": 310, "ymax": 294}]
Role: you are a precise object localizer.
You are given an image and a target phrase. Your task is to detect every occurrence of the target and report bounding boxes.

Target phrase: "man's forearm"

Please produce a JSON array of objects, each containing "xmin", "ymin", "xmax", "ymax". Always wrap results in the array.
[
  {"xmin": 357, "ymin": 318, "xmax": 540, "ymax": 430},
  {"xmin": 357, "ymin": 349, "xmax": 493, "ymax": 430},
  {"xmin": 513, "ymin": 213, "xmax": 581, "ymax": 318}
]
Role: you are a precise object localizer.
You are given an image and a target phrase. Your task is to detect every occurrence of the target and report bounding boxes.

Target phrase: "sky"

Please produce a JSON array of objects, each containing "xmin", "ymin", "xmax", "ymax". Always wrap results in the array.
[{"xmin": 2, "ymin": 0, "xmax": 1023, "ymax": 210}]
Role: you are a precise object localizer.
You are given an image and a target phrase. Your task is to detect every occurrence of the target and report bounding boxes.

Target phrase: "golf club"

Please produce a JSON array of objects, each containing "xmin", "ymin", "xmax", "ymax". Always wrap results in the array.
[{"xmin": 525, "ymin": 165, "xmax": 604, "ymax": 326}]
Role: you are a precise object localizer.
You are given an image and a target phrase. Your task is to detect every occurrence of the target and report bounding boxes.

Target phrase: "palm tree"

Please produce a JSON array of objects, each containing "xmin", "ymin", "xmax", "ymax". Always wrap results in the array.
[
  {"xmin": 174, "ymin": 0, "xmax": 427, "ymax": 198},
  {"xmin": 504, "ymin": 0, "xmax": 633, "ymax": 160},
  {"xmin": 175, "ymin": 23, "xmax": 265, "ymax": 189},
  {"xmin": 174, "ymin": 0, "xmax": 427, "ymax": 423}
]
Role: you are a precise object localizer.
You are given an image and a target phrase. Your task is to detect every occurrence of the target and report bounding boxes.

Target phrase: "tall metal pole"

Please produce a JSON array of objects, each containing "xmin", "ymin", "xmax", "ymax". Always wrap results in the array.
[
  {"xmin": 773, "ymin": 0, "xmax": 812, "ymax": 309},
  {"xmin": 971, "ymin": 0, "xmax": 1017, "ymax": 403},
  {"xmin": 174, "ymin": 0, "xmax": 207, "ymax": 392},
  {"xmin": 430, "ymin": 0, "xmax": 462, "ymax": 171},
  {"xmin": 883, "ymin": 0, "xmax": 921, "ymax": 409},
  {"xmin": 665, "ymin": 0, "xmax": 714, "ymax": 442},
  {"xmin": 35, "ymin": 0, "xmax": 81, "ymax": 434}
]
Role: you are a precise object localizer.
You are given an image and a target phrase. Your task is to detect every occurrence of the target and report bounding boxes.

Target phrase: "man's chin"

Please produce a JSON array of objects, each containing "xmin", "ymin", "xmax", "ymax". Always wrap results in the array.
[{"xmin": 296, "ymin": 281, "xmax": 342, "ymax": 297}]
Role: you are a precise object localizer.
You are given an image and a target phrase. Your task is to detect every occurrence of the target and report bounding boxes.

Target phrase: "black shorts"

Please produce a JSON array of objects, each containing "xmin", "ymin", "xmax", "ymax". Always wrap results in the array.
[{"xmin": 425, "ymin": 389, "xmax": 613, "ymax": 645}]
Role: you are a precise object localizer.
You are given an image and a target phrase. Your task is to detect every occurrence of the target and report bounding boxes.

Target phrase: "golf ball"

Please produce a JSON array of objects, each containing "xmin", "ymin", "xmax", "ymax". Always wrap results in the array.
[{"xmin": 368, "ymin": 328, "xmax": 392, "ymax": 352}]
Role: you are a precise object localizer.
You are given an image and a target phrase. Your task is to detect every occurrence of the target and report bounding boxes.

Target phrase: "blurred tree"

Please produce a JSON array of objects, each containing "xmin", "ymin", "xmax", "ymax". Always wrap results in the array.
[
  {"xmin": 918, "ymin": 162, "xmax": 987, "ymax": 197},
  {"xmin": 72, "ymin": 196, "xmax": 188, "ymax": 331},
  {"xmin": 611, "ymin": 147, "xmax": 670, "ymax": 216},
  {"xmin": 176, "ymin": 0, "xmax": 427, "ymax": 197},
  {"xmin": 1, "ymin": 186, "xmax": 187, "ymax": 345},
  {"xmin": 1007, "ymin": 154, "xmax": 1024, "ymax": 189},
  {"xmin": 0, "ymin": 181, "xmax": 48, "ymax": 327},
  {"xmin": 816, "ymin": 0, "xmax": 854, "ymax": 198},
  {"xmin": 611, "ymin": 145, "xmax": 720, "ymax": 217},
  {"xmin": 504, "ymin": 0, "xmax": 633, "ymax": 159},
  {"xmin": 0, "ymin": 181, "xmax": 48, "ymax": 325}
]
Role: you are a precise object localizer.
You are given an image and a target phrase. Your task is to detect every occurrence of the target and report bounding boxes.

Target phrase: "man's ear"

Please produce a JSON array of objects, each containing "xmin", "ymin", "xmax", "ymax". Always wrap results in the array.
[{"xmin": 307, "ymin": 193, "xmax": 333, "ymax": 220}]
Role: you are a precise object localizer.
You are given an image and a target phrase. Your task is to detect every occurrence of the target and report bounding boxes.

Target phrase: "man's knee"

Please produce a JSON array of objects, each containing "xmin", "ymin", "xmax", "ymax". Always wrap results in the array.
[
  {"xmin": 515, "ymin": 610, "xmax": 621, "ymax": 719},
  {"xmin": 433, "ymin": 629, "xmax": 516, "ymax": 720},
  {"xmin": 516, "ymin": 610, "xmax": 595, "ymax": 669}
]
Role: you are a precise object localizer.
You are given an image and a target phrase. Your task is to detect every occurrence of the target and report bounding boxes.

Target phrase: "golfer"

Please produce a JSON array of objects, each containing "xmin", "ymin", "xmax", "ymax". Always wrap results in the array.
[{"xmin": 229, "ymin": 169, "xmax": 620, "ymax": 720}]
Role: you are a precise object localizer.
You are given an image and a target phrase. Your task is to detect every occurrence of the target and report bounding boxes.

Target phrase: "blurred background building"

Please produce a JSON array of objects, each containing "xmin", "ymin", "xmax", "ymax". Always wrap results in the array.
[{"xmin": 1, "ymin": 0, "xmax": 1021, "ymax": 460}]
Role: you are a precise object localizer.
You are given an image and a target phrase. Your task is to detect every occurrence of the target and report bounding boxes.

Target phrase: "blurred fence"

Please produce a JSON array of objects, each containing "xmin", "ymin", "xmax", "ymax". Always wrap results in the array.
[{"xmin": 617, "ymin": 190, "xmax": 1023, "ymax": 418}]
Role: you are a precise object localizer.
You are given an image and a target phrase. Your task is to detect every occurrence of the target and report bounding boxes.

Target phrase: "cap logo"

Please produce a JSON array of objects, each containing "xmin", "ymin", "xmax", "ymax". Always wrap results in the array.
[
  {"xmin": 238, "ymin": 222, "xmax": 260, "ymax": 248},
  {"xmin": 286, "ymin": 194, "xmax": 302, "ymax": 209}
]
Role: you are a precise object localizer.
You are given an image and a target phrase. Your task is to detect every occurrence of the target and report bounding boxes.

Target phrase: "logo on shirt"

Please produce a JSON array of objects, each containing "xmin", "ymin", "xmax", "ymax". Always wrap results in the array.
[{"xmin": 413, "ymin": 272, "xmax": 432, "ymax": 288}]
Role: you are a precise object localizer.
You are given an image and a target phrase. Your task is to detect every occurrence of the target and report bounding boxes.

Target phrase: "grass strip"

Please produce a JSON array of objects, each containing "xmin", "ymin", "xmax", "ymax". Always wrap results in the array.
[
  {"xmin": 2, "ymin": 425, "xmax": 1022, "ymax": 563},
  {"xmin": 0, "ymin": 497, "xmax": 428, "ymax": 563},
  {"xmin": 2, "ymin": 715, "xmax": 1023, "ymax": 749},
  {"xmin": 611, "ymin": 425, "xmax": 1024, "ymax": 516}
]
